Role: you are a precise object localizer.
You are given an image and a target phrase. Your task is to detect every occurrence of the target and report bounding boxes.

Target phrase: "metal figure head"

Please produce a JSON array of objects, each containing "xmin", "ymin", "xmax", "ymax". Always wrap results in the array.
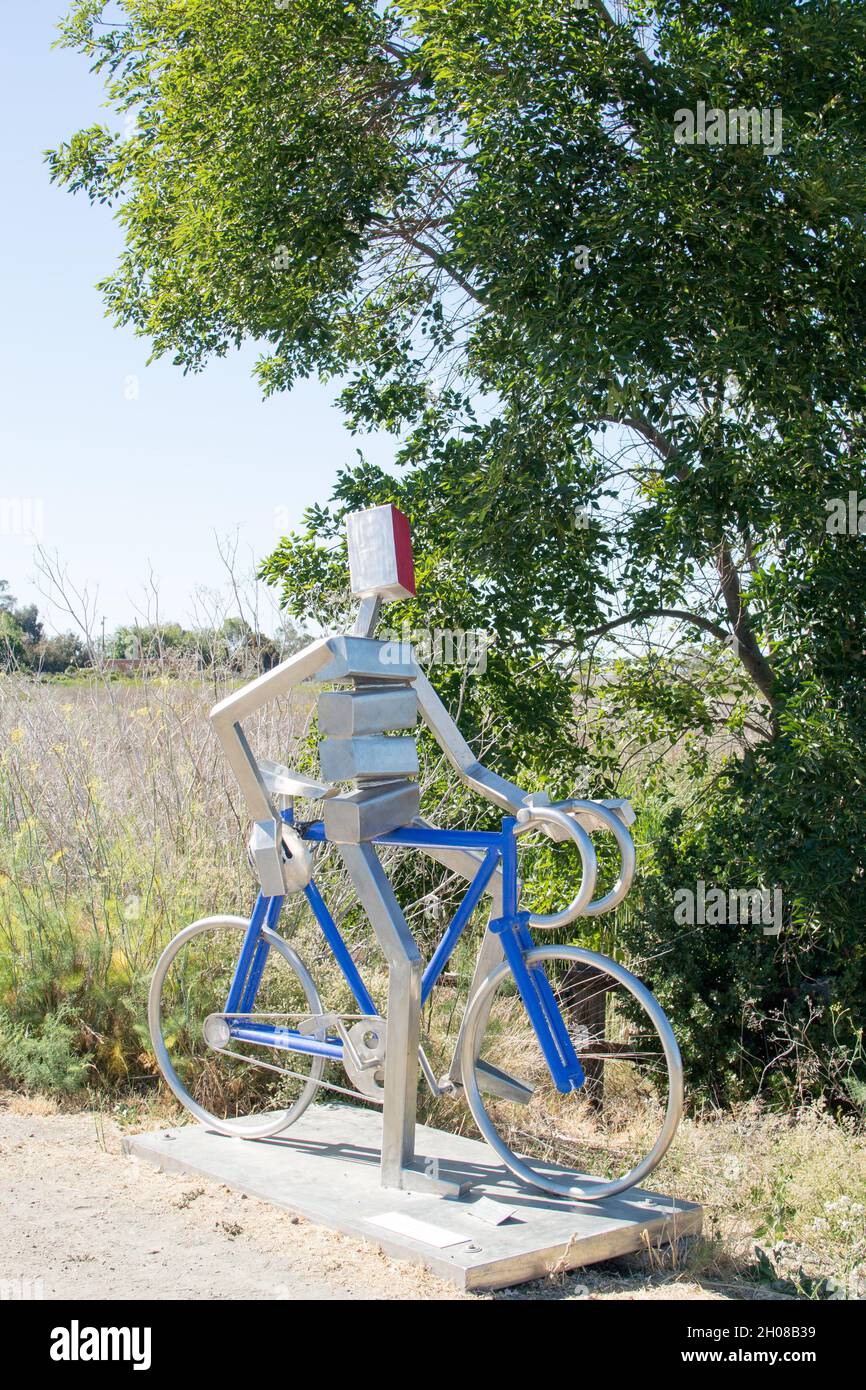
[{"xmin": 346, "ymin": 504, "xmax": 415, "ymax": 601}]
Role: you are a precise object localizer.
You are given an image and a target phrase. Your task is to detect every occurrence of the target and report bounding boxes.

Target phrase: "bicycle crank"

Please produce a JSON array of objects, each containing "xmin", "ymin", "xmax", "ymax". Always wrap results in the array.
[
  {"xmin": 201, "ymin": 1010, "xmax": 445, "ymax": 1106},
  {"xmin": 202, "ymin": 1010, "xmax": 389, "ymax": 1104}
]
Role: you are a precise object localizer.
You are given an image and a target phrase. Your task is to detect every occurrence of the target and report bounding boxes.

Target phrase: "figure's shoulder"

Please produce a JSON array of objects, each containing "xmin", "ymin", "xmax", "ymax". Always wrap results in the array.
[{"xmin": 318, "ymin": 634, "xmax": 419, "ymax": 685}]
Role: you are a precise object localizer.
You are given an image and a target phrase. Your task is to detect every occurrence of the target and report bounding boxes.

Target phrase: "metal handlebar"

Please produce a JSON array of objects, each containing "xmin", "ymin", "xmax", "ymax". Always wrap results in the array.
[
  {"xmin": 556, "ymin": 799, "xmax": 636, "ymax": 917},
  {"xmin": 513, "ymin": 806, "xmax": 598, "ymax": 929}
]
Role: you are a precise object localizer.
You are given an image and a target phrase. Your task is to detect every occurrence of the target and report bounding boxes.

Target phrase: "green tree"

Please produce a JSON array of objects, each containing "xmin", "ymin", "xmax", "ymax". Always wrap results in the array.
[
  {"xmin": 34, "ymin": 632, "xmax": 87, "ymax": 673},
  {"xmin": 0, "ymin": 585, "xmax": 43, "ymax": 668},
  {"xmin": 0, "ymin": 584, "xmax": 87, "ymax": 673},
  {"xmin": 0, "ymin": 584, "xmax": 34, "ymax": 670},
  {"xmin": 0, "ymin": 609, "xmax": 29, "ymax": 671},
  {"xmin": 49, "ymin": 1, "xmax": 866, "ymax": 1104},
  {"xmin": 110, "ymin": 622, "xmax": 195, "ymax": 661},
  {"xmin": 11, "ymin": 604, "xmax": 43, "ymax": 648}
]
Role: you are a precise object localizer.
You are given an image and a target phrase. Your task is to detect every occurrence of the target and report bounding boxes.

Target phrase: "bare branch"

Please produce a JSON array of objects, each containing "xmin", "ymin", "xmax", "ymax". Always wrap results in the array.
[{"xmin": 561, "ymin": 607, "xmax": 733, "ymax": 645}]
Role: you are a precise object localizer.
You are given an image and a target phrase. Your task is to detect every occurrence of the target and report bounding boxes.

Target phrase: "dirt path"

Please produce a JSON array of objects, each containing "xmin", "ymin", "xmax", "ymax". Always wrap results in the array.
[{"xmin": 0, "ymin": 1095, "xmax": 764, "ymax": 1301}]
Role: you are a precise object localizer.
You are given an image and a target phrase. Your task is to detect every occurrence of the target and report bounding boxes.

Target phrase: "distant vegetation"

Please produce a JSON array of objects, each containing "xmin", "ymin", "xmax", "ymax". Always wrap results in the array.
[
  {"xmin": 0, "ymin": 578, "xmax": 305, "ymax": 677},
  {"xmin": 0, "ymin": 580, "xmax": 86, "ymax": 674}
]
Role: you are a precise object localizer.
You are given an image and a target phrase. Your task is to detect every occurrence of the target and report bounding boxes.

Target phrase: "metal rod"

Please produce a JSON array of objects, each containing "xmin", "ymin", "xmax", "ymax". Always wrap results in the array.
[
  {"xmin": 337, "ymin": 842, "xmax": 421, "ymax": 1190},
  {"xmin": 497, "ymin": 924, "xmax": 582, "ymax": 1093},
  {"xmin": 420, "ymin": 847, "xmax": 499, "ymax": 1006},
  {"xmin": 501, "ymin": 816, "xmax": 518, "ymax": 919},
  {"xmin": 212, "ymin": 1046, "xmax": 382, "ymax": 1105},
  {"xmin": 224, "ymin": 894, "xmax": 269, "ymax": 1014},
  {"xmin": 303, "ymin": 880, "xmax": 378, "ymax": 1016},
  {"xmin": 239, "ymin": 895, "xmax": 283, "ymax": 1013},
  {"xmin": 228, "ymin": 1021, "xmax": 344, "ymax": 1062},
  {"xmin": 301, "ymin": 821, "xmax": 503, "ymax": 851},
  {"xmin": 516, "ymin": 915, "xmax": 582, "ymax": 1081}
]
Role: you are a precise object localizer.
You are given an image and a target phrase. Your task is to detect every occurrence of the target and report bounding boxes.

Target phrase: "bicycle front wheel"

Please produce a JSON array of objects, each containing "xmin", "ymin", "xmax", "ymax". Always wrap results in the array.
[
  {"xmin": 149, "ymin": 915, "xmax": 325, "ymax": 1139},
  {"xmin": 460, "ymin": 945, "xmax": 682, "ymax": 1201}
]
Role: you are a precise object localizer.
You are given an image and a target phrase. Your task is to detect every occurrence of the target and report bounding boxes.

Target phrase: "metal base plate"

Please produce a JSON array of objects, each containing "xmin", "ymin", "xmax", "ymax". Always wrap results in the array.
[{"xmin": 124, "ymin": 1103, "xmax": 701, "ymax": 1292}]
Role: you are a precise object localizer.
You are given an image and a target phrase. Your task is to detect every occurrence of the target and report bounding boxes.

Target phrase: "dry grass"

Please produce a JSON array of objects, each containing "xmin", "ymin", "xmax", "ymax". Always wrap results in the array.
[{"xmin": 647, "ymin": 1104, "xmax": 866, "ymax": 1296}]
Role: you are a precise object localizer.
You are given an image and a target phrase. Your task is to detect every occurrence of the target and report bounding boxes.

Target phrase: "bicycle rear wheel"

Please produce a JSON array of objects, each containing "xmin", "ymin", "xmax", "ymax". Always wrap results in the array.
[
  {"xmin": 460, "ymin": 945, "xmax": 682, "ymax": 1200},
  {"xmin": 149, "ymin": 915, "xmax": 325, "ymax": 1138}
]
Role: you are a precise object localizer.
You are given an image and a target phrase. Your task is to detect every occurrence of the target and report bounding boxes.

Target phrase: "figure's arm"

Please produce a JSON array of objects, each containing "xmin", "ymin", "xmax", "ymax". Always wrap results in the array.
[
  {"xmin": 414, "ymin": 668, "xmax": 530, "ymax": 812},
  {"xmin": 415, "ymin": 666, "xmax": 634, "ymax": 831},
  {"xmin": 210, "ymin": 638, "xmax": 335, "ymax": 893}
]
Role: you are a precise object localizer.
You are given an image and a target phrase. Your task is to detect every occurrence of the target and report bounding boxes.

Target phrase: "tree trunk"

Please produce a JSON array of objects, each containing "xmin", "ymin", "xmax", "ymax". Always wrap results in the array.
[{"xmin": 563, "ymin": 962, "xmax": 612, "ymax": 1111}]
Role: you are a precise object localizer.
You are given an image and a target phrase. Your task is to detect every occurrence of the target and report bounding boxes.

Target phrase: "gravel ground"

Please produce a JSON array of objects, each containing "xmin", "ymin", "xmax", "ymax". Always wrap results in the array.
[{"xmin": 0, "ymin": 1094, "xmax": 776, "ymax": 1301}]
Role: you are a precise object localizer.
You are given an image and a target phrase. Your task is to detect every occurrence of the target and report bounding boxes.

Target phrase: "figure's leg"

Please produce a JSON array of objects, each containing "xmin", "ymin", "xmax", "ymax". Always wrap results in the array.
[
  {"xmin": 447, "ymin": 888, "xmax": 504, "ymax": 1089},
  {"xmin": 338, "ymin": 842, "xmax": 469, "ymax": 1194},
  {"xmin": 337, "ymin": 842, "xmax": 420, "ymax": 1186}
]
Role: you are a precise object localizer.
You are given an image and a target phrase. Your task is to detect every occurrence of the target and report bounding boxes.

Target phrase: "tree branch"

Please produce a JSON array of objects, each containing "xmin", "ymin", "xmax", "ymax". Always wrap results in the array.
[
  {"xmin": 590, "ymin": 1, "xmax": 655, "ymax": 75},
  {"xmin": 715, "ymin": 541, "xmax": 777, "ymax": 717},
  {"xmin": 603, "ymin": 411, "xmax": 778, "ymax": 720},
  {"xmin": 571, "ymin": 607, "xmax": 731, "ymax": 645},
  {"xmin": 369, "ymin": 218, "xmax": 483, "ymax": 302}
]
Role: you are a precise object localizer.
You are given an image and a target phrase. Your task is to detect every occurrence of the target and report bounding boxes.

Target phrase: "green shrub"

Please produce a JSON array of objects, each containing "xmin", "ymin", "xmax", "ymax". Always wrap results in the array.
[
  {"xmin": 0, "ymin": 1004, "xmax": 90, "ymax": 1094},
  {"xmin": 620, "ymin": 702, "xmax": 866, "ymax": 1111}
]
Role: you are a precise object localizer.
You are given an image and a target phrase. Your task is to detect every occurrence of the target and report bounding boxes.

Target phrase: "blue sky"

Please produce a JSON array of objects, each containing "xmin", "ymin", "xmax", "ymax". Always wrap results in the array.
[{"xmin": 0, "ymin": 4, "xmax": 398, "ymax": 635}]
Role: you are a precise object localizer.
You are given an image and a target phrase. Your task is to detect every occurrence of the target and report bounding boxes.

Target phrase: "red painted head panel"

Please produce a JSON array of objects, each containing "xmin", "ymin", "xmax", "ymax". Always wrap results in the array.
[{"xmin": 346, "ymin": 504, "xmax": 416, "ymax": 601}]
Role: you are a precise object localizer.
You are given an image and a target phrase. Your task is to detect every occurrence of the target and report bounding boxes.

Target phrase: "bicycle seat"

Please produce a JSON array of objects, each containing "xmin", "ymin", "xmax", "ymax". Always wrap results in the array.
[{"xmin": 258, "ymin": 758, "xmax": 336, "ymax": 801}]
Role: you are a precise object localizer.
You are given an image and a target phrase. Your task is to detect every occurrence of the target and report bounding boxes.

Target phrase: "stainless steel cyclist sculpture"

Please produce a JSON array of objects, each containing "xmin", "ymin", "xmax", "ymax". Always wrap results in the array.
[{"xmin": 149, "ymin": 505, "xmax": 683, "ymax": 1202}]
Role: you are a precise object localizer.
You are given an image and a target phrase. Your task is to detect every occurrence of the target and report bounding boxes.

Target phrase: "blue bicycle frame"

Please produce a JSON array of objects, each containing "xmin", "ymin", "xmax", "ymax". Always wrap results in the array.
[{"xmin": 222, "ymin": 815, "xmax": 586, "ymax": 1095}]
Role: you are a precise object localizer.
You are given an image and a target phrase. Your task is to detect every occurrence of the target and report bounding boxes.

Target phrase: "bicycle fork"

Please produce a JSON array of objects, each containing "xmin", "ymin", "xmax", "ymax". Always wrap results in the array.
[{"xmin": 491, "ymin": 819, "xmax": 586, "ymax": 1095}]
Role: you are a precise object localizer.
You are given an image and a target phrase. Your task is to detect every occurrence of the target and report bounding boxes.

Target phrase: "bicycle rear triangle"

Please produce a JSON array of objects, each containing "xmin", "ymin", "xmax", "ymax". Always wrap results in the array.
[{"xmin": 149, "ymin": 504, "xmax": 685, "ymax": 1208}]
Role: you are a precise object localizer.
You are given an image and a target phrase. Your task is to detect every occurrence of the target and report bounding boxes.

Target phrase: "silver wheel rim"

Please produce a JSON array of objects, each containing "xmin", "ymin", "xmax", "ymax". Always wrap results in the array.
[
  {"xmin": 460, "ymin": 944, "xmax": 683, "ymax": 1201},
  {"xmin": 148, "ymin": 915, "xmax": 325, "ymax": 1139}
]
